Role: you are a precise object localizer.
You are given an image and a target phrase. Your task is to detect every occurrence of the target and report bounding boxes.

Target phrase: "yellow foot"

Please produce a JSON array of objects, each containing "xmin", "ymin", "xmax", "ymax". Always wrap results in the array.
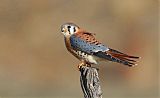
[
  {"xmin": 86, "ymin": 63, "xmax": 91, "ymax": 67},
  {"xmin": 77, "ymin": 62, "xmax": 91, "ymax": 71},
  {"xmin": 78, "ymin": 62, "xmax": 85, "ymax": 70}
]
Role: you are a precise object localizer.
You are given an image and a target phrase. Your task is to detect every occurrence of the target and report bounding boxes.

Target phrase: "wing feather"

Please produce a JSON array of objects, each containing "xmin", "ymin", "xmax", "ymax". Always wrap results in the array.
[
  {"xmin": 70, "ymin": 32, "xmax": 109, "ymax": 55},
  {"xmin": 69, "ymin": 31, "xmax": 139, "ymax": 67},
  {"xmin": 94, "ymin": 49, "xmax": 140, "ymax": 66}
]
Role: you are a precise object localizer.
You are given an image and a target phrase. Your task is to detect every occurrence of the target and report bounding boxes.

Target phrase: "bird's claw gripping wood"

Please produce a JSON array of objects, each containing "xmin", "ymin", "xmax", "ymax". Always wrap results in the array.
[
  {"xmin": 61, "ymin": 22, "xmax": 140, "ymax": 98},
  {"xmin": 78, "ymin": 62, "xmax": 91, "ymax": 71},
  {"xmin": 78, "ymin": 62, "xmax": 85, "ymax": 70}
]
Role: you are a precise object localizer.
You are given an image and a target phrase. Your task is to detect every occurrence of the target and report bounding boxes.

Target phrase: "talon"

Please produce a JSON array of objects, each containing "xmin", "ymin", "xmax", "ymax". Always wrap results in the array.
[
  {"xmin": 77, "ymin": 62, "xmax": 86, "ymax": 71},
  {"xmin": 77, "ymin": 62, "xmax": 92, "ymax": 71},
  {"xmin": 86, "ymin": 63, "xmax": 91, "ymax": 67}
]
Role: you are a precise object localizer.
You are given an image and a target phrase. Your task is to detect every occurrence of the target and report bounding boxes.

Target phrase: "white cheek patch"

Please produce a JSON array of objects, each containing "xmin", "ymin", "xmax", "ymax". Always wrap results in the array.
[
  {"xmin": 63, "ymin": 26, "xmax": 76, "ymax": 36},
  {"xmin": 70, "ymin": 26, "xmax": 74, "ymax": 34}
]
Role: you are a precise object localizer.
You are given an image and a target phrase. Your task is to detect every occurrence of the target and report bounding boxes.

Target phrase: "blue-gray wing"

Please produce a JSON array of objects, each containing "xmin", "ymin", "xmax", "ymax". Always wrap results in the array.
[
  {"xmin": 69, "ymin": 33, "xmax": 139, "ymax": 67},
  {"xmin": 70, "ymin": 34, "xmax": 109, "ymax": 55}
]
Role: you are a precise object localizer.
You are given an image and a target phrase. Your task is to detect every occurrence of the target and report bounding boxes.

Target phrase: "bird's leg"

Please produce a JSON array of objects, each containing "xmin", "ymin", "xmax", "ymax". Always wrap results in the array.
[
  {"xmin": 77, "ymin": 61, "xmax": 86, "ymax": 70},
  {"xmin": 86, "ymin": 62, "xmax": 91, "ymax": 67},
  {"xmin": 78, "ymin": 61, "xmax": 92, "ymax": 70}
]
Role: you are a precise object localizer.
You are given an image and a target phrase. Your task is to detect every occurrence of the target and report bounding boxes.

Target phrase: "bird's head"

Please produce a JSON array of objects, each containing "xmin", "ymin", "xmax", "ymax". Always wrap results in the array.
[{"xmin": 61, "ymin": 23, "xmax": 80, "ymax": 36}]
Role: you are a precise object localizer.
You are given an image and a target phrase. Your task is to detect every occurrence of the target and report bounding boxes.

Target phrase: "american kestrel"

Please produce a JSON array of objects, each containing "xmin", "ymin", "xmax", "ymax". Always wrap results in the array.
[{"xmin": 61, "ymin": 23, "xmax": 139, "ymax": 69}]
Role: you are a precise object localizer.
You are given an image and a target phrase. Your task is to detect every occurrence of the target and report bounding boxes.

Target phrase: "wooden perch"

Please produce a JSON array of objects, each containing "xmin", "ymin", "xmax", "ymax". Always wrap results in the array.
[{"xmin": 79, "ymin": 66, "xmax": 102, "ymax": 98}]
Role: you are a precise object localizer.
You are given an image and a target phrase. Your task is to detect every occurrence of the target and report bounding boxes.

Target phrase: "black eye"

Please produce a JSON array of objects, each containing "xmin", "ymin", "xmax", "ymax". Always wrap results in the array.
[
  {"xmin": 61, "ymin": 29, "xmax": 64, "ymax": 32},
  {"xmin": 73, "ymin": 27, "xmax": 76, "ymax": 32},
  {"xmin": 68, "ymin": 26, "xmax": 71, "ymax": 29}
]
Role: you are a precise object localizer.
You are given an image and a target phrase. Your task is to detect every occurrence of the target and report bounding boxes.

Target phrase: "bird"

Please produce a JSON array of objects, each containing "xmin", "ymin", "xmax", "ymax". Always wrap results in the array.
[{"xmin": 60, "ymin": 22, "xmax": 140, "ymax": 69}]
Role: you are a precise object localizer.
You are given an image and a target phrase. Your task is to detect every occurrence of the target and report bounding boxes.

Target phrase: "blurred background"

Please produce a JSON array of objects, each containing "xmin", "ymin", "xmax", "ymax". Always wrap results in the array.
[{"xmin": 0, "ymin": 0, "xmax": 159, "ymax": 98}]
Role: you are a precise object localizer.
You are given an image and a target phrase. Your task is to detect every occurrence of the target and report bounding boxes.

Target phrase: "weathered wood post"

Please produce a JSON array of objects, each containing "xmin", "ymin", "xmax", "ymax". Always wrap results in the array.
[{"xmin": 79, "ymin": 66, "xmax": 102, "ymax": 98}]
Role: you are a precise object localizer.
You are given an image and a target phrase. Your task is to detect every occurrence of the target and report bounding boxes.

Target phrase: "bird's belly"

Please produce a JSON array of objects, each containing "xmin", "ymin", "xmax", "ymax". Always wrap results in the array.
[{"xmin": 73, "ymin": 50, "xmax": 98, "ymax": 64}]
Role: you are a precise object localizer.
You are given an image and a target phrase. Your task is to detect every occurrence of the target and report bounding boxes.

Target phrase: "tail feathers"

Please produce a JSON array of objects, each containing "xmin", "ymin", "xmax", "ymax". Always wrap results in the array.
[
  {"xmin": 106, "ymin": 49, "xmax": 140, "ymax": 67},
  {"xmin": 94, "ymin": 49, "xmax": 140, "ymax": 67},
  {"xmin": 109, "ymin": 48, "xmax": 139, "ymax": 59}
]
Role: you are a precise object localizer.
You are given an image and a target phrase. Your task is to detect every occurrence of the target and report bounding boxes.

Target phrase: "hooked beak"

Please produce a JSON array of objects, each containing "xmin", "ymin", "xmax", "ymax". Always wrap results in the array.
[{"xmin": 61, "ymin": 28, "xmax": 67, "ymax": 34}]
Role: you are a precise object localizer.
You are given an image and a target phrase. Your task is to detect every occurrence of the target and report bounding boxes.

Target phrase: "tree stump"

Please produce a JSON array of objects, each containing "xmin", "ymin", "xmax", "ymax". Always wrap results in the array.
[{"xmin": 79, "ymin": 66, "xmax": 102, "ymax": 98}]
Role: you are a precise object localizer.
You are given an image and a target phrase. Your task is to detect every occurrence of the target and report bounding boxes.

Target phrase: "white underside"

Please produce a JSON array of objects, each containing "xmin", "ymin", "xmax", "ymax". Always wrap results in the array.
[
  {"xmin": 74, "ymin": 50, "xmax": 100, "ymax": 64},
  {"xmin": 85, "ymin": 55, "xmax": 98, "ymax": 64}
]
